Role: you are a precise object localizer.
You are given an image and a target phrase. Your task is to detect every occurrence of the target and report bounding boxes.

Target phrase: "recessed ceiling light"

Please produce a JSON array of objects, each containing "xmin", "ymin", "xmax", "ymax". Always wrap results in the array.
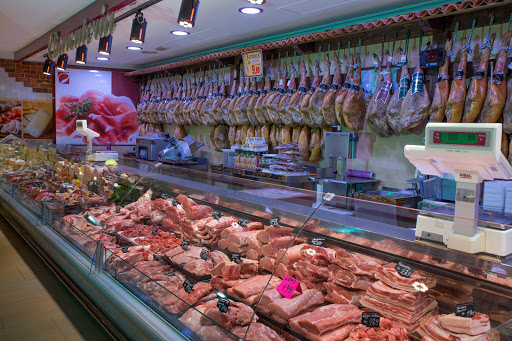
[
  {"xmin": 247, "ymin": 0, "xmax": 265, "ymax": 4},
  {"xmin": 171, "ymin": 30, "xmax": 190, "ymax": 36},
  {"xmin": 96, "ymin": 57, "xmax": 109, "ymax": 61},
  {"xmin": 127, "ymin": 46, "xmax": 142, "ymax": 50},
  {"xmin": 239, "ymin": 7, "xmax": 263, "ymax": 14},
  {"xmin": 90, "ymin": 70, "xmax": 99, "ymax": 73}
]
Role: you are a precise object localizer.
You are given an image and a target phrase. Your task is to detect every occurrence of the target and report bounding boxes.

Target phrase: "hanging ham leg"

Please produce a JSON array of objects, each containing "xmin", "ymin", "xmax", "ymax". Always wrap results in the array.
[
  {"xmin": 343, "ymin": 53, "xmax": 366, "ymax": 131},
  {"xmin": 399, "ymin": 44, "xmax": 431, "ymax": 133},
  {"xmin": 429, "ymin": 39, "xmax": 452, "ymax": 122},
  {"xmin": 260, "ymin": 125, "xmax": 270, "ymax": 147},
  {"xmin": 255, "ymin": 68, "xmax": 272, "ymax": 125},
  {"xmin": 279, "ymin": 58, "xmax": 297, "ymax": 126},
  {"xmin": 322, "ymin": 50, "xmax": 343, "ymax": 126},
  {"xmin": 301, "ymin": 56, "xmax": 320, "ymax": 127},
  {"xmin": 463, "ymin": 34, "xmax": 495, "ymax": 122},
  {"xmin": 236, "ymin": 77, "xmax": 255, "ymax": 125},
  {"xmin": 503, "ymin": 77, "xmax": 512, "ymax": 134},
  {"xmin": 386, "ymin": 48, "xmax": 410, "ymax": 134},
  {"xmin": 228, "ymin": 125, "xmax": 236, "ymax": 146},
  {"xmin": 335, "ymin": 53, "xmax": 352, "ymax": 126},
  {"xmin": 288, "ymin": 56, "xmax": 308, "ymax": 126},
  {"xmin": 220, "ymin": 70, "xmax": 237, "ymax": 126},
  {"xmin": 291, "ymin": 126, "xmax": 301, "ymax": 144},
  {"xmin": 309, "ymin": 49, "xmax": 331, "ymax": 128},
  {"xmin": 478, "ymin": 31, "xmax": 512, "ymax": 123},
  {"xmin": 366, "ymin": 51, "xmax": 393, "ymax": 137},
  {"xmin": 248, "ymin": 77, "xmax": 263, "ymax": 126},
  {"xmin": 212, "ymin": 74, "xmax": 227, "ymax": 124},
  {"xmin": 298, "ymin": 126, "xmax": 310, "ymax": 159},
  {"xmin": 445, "ymin": 39, "xmax": 469, "ymax": 123},
  {"xmin": 267, "ymin": 58, "xmax": 287, "ymax": 125},
  {"xmin": 309, "ymin": 128, "xmax": 321, "ymax": 161}
]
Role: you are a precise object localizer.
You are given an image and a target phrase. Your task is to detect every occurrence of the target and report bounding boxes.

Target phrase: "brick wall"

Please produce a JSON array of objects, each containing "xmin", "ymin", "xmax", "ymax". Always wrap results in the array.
[{"xmin": 0, "ymin": 59, "xmax": 52, "ymax": 93}]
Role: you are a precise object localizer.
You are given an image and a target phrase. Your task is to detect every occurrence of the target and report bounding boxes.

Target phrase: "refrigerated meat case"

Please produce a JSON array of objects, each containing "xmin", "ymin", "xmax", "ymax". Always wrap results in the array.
[{"xmin": 2, "ymin": 140, "xmax": 512, "ymax": 340}]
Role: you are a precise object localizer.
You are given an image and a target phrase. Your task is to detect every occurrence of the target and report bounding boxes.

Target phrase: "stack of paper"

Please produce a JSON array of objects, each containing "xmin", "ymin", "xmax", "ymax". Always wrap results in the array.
[{"xmin": 482, "ymin": 181, "xmax": 512, "ymax": 212}]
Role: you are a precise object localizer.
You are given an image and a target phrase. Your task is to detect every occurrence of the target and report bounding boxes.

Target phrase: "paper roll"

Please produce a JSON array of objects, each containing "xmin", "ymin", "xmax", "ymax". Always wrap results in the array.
[
  {"xmin": 346, "ymin": 169, "xmax": 376, "ymax": 179},
  {"xmin": 25, "ymin": 109, "xmax": 51, "ymax": 138}
]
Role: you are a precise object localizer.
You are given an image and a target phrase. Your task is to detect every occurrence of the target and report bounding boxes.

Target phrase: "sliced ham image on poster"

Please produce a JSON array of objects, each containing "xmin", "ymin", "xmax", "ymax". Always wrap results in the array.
[
  {"xmin": 55, "ymin": 69, "xmax": 138, "ymax": 145},
  {"xmin": 0, "ymin": 100, "xmax": 22, "ymax": 137}
]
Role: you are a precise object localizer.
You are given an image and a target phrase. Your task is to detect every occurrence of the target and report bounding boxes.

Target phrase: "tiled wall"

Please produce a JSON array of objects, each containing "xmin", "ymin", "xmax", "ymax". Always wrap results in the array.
[{"xmin": 0, "ymin": 59, "xmax": 53, "ymax": 99}]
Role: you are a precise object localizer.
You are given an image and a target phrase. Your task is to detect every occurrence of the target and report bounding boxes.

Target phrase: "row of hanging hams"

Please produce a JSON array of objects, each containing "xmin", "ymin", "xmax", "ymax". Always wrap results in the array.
[{"xmin": 136, "ymin": 25, "xmax": 512, "ymax": 141}]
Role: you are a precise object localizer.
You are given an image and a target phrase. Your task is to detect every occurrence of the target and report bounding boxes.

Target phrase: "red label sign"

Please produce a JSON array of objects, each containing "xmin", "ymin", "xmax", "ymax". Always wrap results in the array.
[{"xmin": 276, "ymin": 275, "xmax": 302, "ymax": 299}]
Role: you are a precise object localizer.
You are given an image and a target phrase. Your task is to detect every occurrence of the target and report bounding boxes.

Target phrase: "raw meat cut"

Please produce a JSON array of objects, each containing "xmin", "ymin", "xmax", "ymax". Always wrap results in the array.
[
  {"xmin": 267, "ymin": 289, "xmax": 324, "ymax": 321},
  {"xmin": 343, "ymin": 53, "xmax": 366, "ymax": 131},
  {"xmin": 200, "ymin": 299, "xmax": 255, "ymax": 330},
  {"xmin": 328, "ymin": 264, "xmax": 375, "ymax": 290},
  {"xmin": 387, "ymin": 47, "xmax": 410, "ymax": 132},
  {"xmin": 335, "ymin": 250, "xmax": 384, "ymax": 277},
  {"xmin": 478, "ymin": 31, "xmax": 512, "ymax": 123},
  {"xmin": 309, "ymin": 48, "xmax": 331, "ymax": 128},
  {"xmin": 438, "ymin": 313, "xmax": 491, "ymax": 336},
  {"xmin": 324, "ymin": 282, "xmax": 365, "ymax": 305},
  {"xmin": 375, "ymin": 267, "xmax": 437, "ymax": 292},
  {"xmin": 159, "ymin": 282, "xmax": 213, "ymax": 314},
  {"xmin": 347, "ymin": 317, "xmax": 409, "ymax": 341},
  {"xmin": 231, "ymin": 275, "xmax": 281, "ymax": 298},
  {"xmin": 366, "ymin": 51, "xmax": 393, "ymax": 137},
  {"xmin": 418, "ymin": 315, "xmax": 494, "ymax": 341},
  {"xmin": 178, "ymin": 301, "xmax": 234, "ymax": 341},
  {"xmin": 231, "ymin": 322, "xmax": 284, "ymax": 341},
  {"xmin": 289, "ymin": 321, "xmax": 355, "ymax": 341},
  {"xmin": 367, "ymin": 281, "xmax": 433, "ymax": 310},
  {"xmin": 292, "ymin": 304, "xmax": 361, "ymax": 335}
]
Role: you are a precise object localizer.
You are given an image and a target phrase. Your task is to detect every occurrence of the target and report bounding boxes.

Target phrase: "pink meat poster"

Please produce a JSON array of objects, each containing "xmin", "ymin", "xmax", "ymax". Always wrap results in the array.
[{"xmin": 55, "ymin": 69, "xmax": 138, "ymax": 145}]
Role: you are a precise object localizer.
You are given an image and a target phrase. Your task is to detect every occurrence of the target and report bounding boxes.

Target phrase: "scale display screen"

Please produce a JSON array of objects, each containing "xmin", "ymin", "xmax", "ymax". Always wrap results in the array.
[
  {"xmin": 138, "ymin": 146, "xmax": 148, "ymax": 159},
  {"xmin": 433, "ymin": 131, "xmax": 486, "ymax": 146}
]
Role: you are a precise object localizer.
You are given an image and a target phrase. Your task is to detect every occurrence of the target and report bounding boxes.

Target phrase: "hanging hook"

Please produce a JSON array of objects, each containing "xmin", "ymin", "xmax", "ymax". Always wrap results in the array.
[{"xmin": 461, "ymin": 19, "xmax": 476, "ymax": 56}]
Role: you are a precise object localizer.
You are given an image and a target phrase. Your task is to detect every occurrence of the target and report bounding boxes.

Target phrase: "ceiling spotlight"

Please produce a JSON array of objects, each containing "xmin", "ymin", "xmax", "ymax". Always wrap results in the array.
[
  {"xmin": 42, "ymin": 55, "xmax": 54, "ymax": 75},
  {"xmin": 89, "ymin": 70, "xmax": 99, "ymax": 73},
  {"xmin": 239, "ymin": 7, "xmax": 263, "ymax": 14},
  {"xmin": 56, "ymin": 54, "xmax": 68, "ymax": 71},
  {"xmin": 247, "ymin": 0, "xmax": 266, "ymax": 4},
  {"xmin": 130, "ymin": 10, "xmax": 147, "ymax": 44},
  {"xmin": 76, "ymin": 45, "xmax": 87, "ymax": 64},
  {"xmin": 126, "ymin": 46, "xmax": 142, "ymax": 51},
  {"xmin": 98, "ymin": 35, "xmax": 113, "ymax": 55},
  {"xmin": 171, "ymin": 30, "xmax": 190, "ymax": 36},
  {"xmin": 178, "ymin": 0, "xmax": 199, "ymax": 28},
  {"xmin": 96, "ymin": 57, "xmax": 109, "ymax": 61}
]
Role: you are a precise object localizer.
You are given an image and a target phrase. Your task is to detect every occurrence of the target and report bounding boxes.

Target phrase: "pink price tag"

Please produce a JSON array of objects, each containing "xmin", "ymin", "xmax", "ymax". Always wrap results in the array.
[{"xmin": 276, "ymin": 275, "xmax": 302, "ymax": 299}]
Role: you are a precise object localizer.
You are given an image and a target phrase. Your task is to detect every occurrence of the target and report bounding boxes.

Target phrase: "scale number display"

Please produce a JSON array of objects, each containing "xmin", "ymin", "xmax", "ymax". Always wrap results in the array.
[{"xmin": 433, "ymin": 131, "xmax": 486, "ymax": 146}]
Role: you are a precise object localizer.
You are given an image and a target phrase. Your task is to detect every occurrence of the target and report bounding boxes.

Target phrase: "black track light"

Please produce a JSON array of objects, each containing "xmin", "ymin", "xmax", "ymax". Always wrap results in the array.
[
  {"xmin": 43, "ymin": 54, "xmax": 54, "ymax": 76},
  {"xmin": 56, "ymin": 54, "xmax": 68, "ymax": 70},
  {"xmin": 247, "ymin": 0, "xmax": 266, "ymax": 4},
  {"xmin": 76, "ymin": 45, "xmax": 87, "ymax": 64},
  {"xmin": 178, "ymin": 0, "xmax": 199, "ymax": 28},
  {"xmin": 130, "ymin": 10, "xmax": 147, "ymax": 44},
  {"xmin": 98, "ymin": 35, "xmax": 113, "ymax": 55}
]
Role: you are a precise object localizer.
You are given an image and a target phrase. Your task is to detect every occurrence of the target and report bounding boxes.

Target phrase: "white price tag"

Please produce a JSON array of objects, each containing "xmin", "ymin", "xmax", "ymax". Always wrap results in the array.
[{"xmin": 323, "ymin": 193, "xmax": 335, "ymax": 201}]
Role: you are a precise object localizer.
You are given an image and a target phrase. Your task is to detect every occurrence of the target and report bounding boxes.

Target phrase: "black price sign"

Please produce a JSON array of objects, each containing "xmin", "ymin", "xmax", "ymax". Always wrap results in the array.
[
  {"xmin": 183, "ymin": 279, "xmax": 194, "ymax": 293},
  {"xmin": 493, "ymin": 72, "xmax": 504, "ymax": 84},
  {"xmin": 181, "ymin": 240, "xmax": 190, "ymax": 250},
  {"xmin": 200, "ymin": 249, "xmax": 209, "ymax": 260},
  {"xmin": 152, "ymin": 228, "xmax": 159, "ymax": 236},
  {"xmin": 212, "ymin": 211, "xmax": 221, "ymax": 220},
  {"xmin": 311, "ymin": 238, "xmax": 325, "ymax": 247},
  {"xmin": 161, "ymin": 194, "xmax": 168, "ymax": 200},
  {"xmin": 269, "ymin": 218, "xmax": 280, "ymax": 227},
  {"xmin": 115, "ymin": 206, "xmax": 121, "ymax": 213},
  {"xmin": 115, "ymin": 171, "xmax": 121, "ymax": 176},
  {"xmin": 419, "ymin": 48, "xmax": 446, "ymax": 68},
  {"xmin": 238, "ymin": 218, "xmax": 248, "ymax": 227},
  {"xmin": 122, "ymin": 246, "xmax": 129, "ymax": 253},
  {"xmin": 362, "ymin": 312, "xmax": 380, "ymax": 328},
  {"xmin": 172, "ymin": 199, "xmax": 179, "ymax": 207},
  {"xmin": 232, "ymin": 253, "xmax": 241, "ymax": 264},
  {"xmin": 456, "ymin": 303, "xmax": 475, "ymax": 317},
  {"xmin": 395, "ymin": 261, "xmax": 415, "ymax": 278},
  {"xmin": 217, "ymin": 298, "xmax": 230, "ymax": 313}
]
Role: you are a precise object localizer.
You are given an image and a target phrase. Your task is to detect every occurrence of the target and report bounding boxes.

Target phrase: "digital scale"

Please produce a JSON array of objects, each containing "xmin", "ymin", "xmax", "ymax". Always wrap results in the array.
[
  {"xmin": 75, "ymin": 120, "xmax": 118, "ymax": 162},
  {"xmin": 405, "ymin": 123, "xmax": 512, "ymax": 257}
]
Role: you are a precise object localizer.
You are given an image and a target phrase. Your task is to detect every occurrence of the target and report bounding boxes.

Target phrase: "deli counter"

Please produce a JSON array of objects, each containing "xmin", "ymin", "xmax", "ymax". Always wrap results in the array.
[{"xmin": 2, "ymin": 139, "xmax": 512, "ymax": 341}]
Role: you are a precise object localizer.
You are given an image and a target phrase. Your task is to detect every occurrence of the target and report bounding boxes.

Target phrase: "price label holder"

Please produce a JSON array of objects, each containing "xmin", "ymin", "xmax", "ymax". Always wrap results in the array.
[
  {"xmin": 217, "ymin": 298, "xmax": 230, "ymax": 313},
  {"xmin": 362, "ymin": 312, "xmax": 380, "ymax": 328},
  {"xmin": 115, "ymin": 206, "xmax": 121, "ymax": 214},
  {"xmin": 200, "ymin": 249, "xmax": 209, "ymax": 260},
  {"xmin": 311, "ymin": 238, "xmax": 325, "ymax": 247},
  {"xmin": 183, "ymin": 279, "xmax": 194, "ymax": 293},
  {"xmin": 172, "ymin": 199, "xmax": 179, "ymax": 207},
  {"xmin": 161, "ymin": 194, "xmax": 168, "ymax": 200},
  {"xmin": 212, "ymin": 211, "xmax": 221, "ymax": 220},
  {"xmin": 231, "ymin": 253, "xmax": 241, "ymax": 264},
  {"xmin": 323, "ymin": 193, "xmax": 335, "ymax": 201},
  {"xmin": 276, "ymin": 275, "xmax": 302, "ymax": 299},
  {"xmin": 242, "ymin": 50, "xmax": 263, "ymax": 77},
  {"xmin": 122, "ymin": 246, "xmax": 129, "ymax": 253},
  {"xmin": 238, "ymin": 218, "xmax": 248, "ymax": 227},
  {"xmin": 456, "ymin": 303, "xmax": 475, "ymax": 317},
  {"xmin": 270, "ymin": 217, "xmax": 280, "ymax": 226},
  {"xmin": 420, "ymin": 48, "xmax": 446, "ymax": 68},
  {"xmin": 181, "ymin": 240, "xmax": 189, "ymax": 250},
  {"xmin": 395, "ymin": 261, "xmax": 415, "ymax": 278},
  {"xmin": 152, "ymin": 228, "xmax": 159, "ymax": 236}
]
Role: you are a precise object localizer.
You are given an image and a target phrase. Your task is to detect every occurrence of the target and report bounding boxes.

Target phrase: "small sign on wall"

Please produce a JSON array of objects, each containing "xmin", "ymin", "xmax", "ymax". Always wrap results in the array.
[{"xmin": 242, "ymin": 50, "xmax": 263, "ymax": 77}]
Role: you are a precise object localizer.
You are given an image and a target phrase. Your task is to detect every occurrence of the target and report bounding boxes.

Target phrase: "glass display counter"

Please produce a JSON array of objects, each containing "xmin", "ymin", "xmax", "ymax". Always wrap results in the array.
[{"xmin": 1, "ymin": 141, "xmax": 512, "ymax": 340}]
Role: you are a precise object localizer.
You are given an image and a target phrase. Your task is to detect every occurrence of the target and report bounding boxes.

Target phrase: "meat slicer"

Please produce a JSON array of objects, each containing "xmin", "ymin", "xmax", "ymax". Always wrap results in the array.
[
  {"xmin": 405, "ymin": 123, "xmax": 512, "ymax": 257},
  {"xmin": 75, "ymin": 120, "xmax": 118, "ymax": 162}
]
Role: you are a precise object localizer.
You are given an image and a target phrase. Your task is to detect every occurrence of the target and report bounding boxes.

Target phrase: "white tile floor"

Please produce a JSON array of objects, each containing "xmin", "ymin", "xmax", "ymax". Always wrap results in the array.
[{"xmin": 0, "ymin": 216, "xmax": 112, "ymax": 340}]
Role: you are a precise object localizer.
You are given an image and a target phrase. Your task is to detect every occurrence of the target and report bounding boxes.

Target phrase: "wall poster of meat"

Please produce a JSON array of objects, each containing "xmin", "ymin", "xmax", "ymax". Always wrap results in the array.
[
  {"xmin": 0, "ymin": 99, "xmax": 22, "ymax": 137},
  {"xmin": 22, "ymin": 100, "xmax": 53, "ymax": 140},
  {"xmin": 55, "ymin": 69, "xmax": 138, "ymax": 145}
]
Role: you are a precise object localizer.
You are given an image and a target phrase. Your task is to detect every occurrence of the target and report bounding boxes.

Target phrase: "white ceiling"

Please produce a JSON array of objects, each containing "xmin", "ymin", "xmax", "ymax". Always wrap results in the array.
[{"xmin": 3, "ymin": 0, "xmax": 438, "ymax": 70}]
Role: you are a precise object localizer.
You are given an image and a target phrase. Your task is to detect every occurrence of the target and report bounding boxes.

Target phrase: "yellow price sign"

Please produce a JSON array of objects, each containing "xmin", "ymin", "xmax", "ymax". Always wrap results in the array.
[{"xmin": 242, "ymin": 50, "xmax": 263, "ymax": 77}]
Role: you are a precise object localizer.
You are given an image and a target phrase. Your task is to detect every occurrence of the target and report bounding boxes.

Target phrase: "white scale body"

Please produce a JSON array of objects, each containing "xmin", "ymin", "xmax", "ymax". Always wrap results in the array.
[
  {"xmin": 75, "ymin": 120, "xmax": 118, "ymax": 162},
  {"xmin": 405, "ymin": 123, "xmax": 512, "ymax": 257}
]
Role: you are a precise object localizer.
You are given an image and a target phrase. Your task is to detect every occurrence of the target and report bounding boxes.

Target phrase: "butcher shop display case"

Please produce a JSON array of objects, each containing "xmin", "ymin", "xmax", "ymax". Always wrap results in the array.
[{"xmin": 3, "ymin": 146, "xmax": 512, "ymax": 340}]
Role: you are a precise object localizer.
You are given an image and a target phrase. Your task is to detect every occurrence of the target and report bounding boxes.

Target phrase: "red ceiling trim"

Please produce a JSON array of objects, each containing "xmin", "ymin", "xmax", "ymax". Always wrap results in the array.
[{"xmin": 125, "ymin": 0, "xmax": 506, "ymax": 77}]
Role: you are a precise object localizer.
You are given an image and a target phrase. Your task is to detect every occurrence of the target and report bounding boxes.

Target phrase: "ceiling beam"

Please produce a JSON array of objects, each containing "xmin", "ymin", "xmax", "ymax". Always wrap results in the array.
[{"xmin": 14, "ymin": 0, "xmax": 136, "ymax": 62}]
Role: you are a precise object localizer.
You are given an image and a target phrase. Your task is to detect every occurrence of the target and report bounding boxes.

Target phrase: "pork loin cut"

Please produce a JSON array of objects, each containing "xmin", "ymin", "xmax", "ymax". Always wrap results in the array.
[
  {"xmin": 375, "ymin": 267, "xmax": 436, "ymax": 292},
  {"xmin": 201, "ymin": 299, "xmax": 255, "ymax": 330},
  {"xmin": 231, "ymin": 275, "xmax": 281, "ymax": 298},
  {"xmin": 328, "ymin": 264, "xmax": 375, "ymax": 290},
  {"xmin": 267, "ymin": 289, "xmax": 324, "ymax": 322},
  {"xmin": 335, "ymin": 249, "xmax": 384, "ymax": 277},
  {"xmin": 289, "ymin": 321, "xmax": 356, "ymax": 341},
  {"xmin": 292, "ymin": 304, "xmax": 361, "ymax": 335},
  {"xmin": 438, "ymin": 313, "xmax": 491, "ymax": 336},
  {"xmin": 324, "ymin": 282, "xmax": 364, "ymax": 305}
]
